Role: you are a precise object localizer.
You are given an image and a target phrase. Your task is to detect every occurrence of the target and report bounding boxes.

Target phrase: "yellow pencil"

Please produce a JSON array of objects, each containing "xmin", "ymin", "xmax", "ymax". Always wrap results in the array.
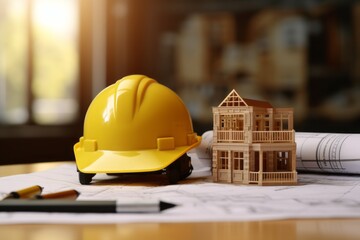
[
  {"xmin": 3, "ymin": 185, "xmax": 43, "ymax": 200},
  {"xmin": 35, "ymin": 189, "xmax": 80, "ymax": 200}
]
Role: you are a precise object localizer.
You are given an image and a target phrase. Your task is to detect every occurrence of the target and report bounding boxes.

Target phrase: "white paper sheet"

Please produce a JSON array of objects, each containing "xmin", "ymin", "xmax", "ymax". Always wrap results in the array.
[{"xmin": 1, "ymin": 164, "xmax": 360, "ymax": 224}]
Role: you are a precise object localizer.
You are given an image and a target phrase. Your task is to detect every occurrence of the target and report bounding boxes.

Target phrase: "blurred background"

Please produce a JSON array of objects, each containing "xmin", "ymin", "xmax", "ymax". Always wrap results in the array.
[{"xmin": 0, "ymin": 0, "xmax": 359, "ymax": 164}]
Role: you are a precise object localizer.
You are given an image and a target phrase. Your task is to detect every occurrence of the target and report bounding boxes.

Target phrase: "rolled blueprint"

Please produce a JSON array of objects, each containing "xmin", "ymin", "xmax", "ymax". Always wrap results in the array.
[
  {"xmin": 295, "ymin": 132, "xmax": 360, "ymax": 174},
  {"xmin": 187, "ymin": 131, "xmax": 213, "ymax": 178},
  {"xmin": 190, "ymin": 131, "xmax": 360, "ymax": 175}
]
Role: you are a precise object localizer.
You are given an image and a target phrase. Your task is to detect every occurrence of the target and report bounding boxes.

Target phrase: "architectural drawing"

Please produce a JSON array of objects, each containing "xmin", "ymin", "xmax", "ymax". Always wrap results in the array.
[
  {"xmin": 212, "ymin": 90, "xmax": 297, "ymax": 185},
  {"xmin": 1, "ymin": 164, "xmax": 360, "ymax": 224},
  {"xmin": 296, "ymin": 132, "xmax": 360, "ymax": 174}
]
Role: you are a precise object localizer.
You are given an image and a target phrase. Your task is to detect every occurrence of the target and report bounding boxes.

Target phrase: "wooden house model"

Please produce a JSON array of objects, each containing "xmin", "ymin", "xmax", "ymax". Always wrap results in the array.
[{"xmin": 212, "ymin": 90, "xmax": 297, "ymax": 185}]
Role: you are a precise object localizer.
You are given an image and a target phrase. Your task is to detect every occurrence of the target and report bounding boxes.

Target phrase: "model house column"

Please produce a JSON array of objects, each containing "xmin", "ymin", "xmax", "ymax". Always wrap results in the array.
[
  {"xmin": 259, "ymin": 150, "xmax": 263, "ymax": 185},
  {"xmin": 228, "ymin": 150, "xmax": 232, "ymax": 183},
  {"xmin": 212, "ymin": 149, "xmax": 218, "ymax": 182}
]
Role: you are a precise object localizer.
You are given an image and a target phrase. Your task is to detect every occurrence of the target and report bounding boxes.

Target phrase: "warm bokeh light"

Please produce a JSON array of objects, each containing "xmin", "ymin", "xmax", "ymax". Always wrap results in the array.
[
  {"xmin": 33, "ymin": 0, "xmax": 77, "ymax": 37},
  {"xmin": 32, "ymin": 0, "xmax": 79, "ymax": 124},
  {"xmin": 0, "ymin": 0, "xmax": 79, "ymax": 124},
  {"xmin": 0, "ymin": 0, "xmax": 28, "ymax": 124}
]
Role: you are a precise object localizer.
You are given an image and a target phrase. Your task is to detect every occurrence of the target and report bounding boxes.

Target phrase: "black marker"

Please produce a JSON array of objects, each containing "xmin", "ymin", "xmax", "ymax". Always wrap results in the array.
[{"xmin": 0, "ymin": 199, "xmax": 176, "ymax": 213}]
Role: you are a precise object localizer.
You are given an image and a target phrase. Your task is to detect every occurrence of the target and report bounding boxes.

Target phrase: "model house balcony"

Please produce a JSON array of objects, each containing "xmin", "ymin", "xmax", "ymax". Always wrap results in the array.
[{"xmin": 216, "ymin": 130, "xmax": 295, "ymax": 143}]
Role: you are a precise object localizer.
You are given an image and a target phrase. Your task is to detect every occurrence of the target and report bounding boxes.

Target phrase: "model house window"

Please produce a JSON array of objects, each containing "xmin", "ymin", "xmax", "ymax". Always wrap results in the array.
[
  {"xmin": 255, "ymin": 113, "xmax": 271, "ymax": 131},
  {"xmin": 220, "ymin": 115, "xmax": 237, "ymax": 130},
  {"xmin": 274, "ymin": 113, "xmax": 290, "ymax": 130},
  {"xmin": 264, "ymin": 120, "xmax": 270, "ymax": 131},
  {"xmin": 0, "ymin": 0, "xmax": 79, "ymax": 124},
  {"xmin": 264, "ymin": 113, "xmax": 270, "ymax": 131},
  {"xmin": 219, "ymin": 151, "xmax": 229, "ymax": 169},
  {"xmin": 220, "ymin": 116, "xmax": 225, "ymax": 129},
  {"xmin": 255, "ymin": 114, "xmax": 260, "ymax": 131},
  {"xmin": 276, "ymin": 151, "xmax": 290, "ymax": 171},
  {"xmin": 274, "ymin": 120, "xmax": 281, "ymax": 130},
  {"xmin": 220, "ymin": 114, "xmax": 244, "ymax": 130},
  {"xmin": 233, "ymin": 115, "xmax": 244, "ymax": 130},
  {"xmin": 233, "ymin": 151, "xmax": 244, "ymax": 170},
  {"xmin": 255, "ymin": 119, "xmax": 261, "ymax": 131},
  {"xmin": 282, "ymin": 119, "xmax": 289, "ymax": 130},
  {"xmin": 255, "ymin": 114, "xmax": 263, "ymax": 131}
]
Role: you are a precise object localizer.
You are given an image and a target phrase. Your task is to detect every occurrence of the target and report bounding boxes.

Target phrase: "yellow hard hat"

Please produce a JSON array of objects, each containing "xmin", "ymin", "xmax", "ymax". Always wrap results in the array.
[{"xmin": 74, "ymin": 75, "xmax": 201, "ymax": 184}]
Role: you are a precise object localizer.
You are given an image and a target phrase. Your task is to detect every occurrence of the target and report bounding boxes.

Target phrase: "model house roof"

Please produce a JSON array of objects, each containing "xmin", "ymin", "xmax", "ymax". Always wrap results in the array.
[{"xmin": 218, "ymin": 89, "xmax": 273, "ymax": 108}]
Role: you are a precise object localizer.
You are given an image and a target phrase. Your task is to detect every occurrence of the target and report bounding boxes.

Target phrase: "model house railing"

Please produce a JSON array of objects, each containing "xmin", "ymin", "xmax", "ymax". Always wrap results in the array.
[
  {"xmin": 217, "ymin": 130, "xmax": 245, "ymax": 142},
  {"xmin": 262, "ymin": 172, "xmax": 297, "ymax": 183},
  {"xmin": 249, "ymin": 172, "xmax": 259, "ymax": 183},
  {"xmin": 216, "ymin": 130, "xmax": 294, "ymax": 143},
  {"xmin": 252, "ymin": 130, "xmax": 294, "ymax": 143},
  {"xmin": 249, "ymin": 171, "xmax": 297, "ymax": 184}
]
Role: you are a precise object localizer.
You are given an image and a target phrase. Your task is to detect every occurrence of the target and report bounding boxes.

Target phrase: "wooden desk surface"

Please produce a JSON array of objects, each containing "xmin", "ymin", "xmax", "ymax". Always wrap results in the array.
[{"xmin": 1, "ymin": 162, "xmax": 360, "ymax": 240}]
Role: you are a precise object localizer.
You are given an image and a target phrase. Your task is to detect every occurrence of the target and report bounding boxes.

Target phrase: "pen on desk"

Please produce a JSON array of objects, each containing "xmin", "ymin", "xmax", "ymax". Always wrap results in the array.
[
  {"xmin": 34, "ymin": 189, "xmax": 80, "ymax": 200},
  {"xmin": 0, "ymin": 199, "xmax": 176, "ymax": 213},
  {"xmin": 3, "ymin": 185, "xmax": 43, "ymax": 200}
]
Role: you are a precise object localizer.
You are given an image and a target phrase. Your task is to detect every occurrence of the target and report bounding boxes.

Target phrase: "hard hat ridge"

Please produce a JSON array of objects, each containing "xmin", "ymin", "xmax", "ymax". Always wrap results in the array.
[{"xmin": 114, "ymin": 75, "xmax": 156, "ymax": 120}]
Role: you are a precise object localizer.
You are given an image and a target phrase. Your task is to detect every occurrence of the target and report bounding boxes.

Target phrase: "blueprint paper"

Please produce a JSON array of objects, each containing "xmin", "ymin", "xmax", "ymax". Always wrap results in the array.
[
  {"xmin": 295, "ymin": 132, "xmax": 360, "ymax": 174},
  {"xmin": 0, "ymin": 164, "xmax": 360, "ymax": 224}
]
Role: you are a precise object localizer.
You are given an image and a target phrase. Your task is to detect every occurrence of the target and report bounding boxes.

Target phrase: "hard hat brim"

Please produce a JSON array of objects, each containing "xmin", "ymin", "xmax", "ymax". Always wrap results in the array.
[{"xmin": 74, "ymin": 136, "xmax": 201, "ymax": 174}]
